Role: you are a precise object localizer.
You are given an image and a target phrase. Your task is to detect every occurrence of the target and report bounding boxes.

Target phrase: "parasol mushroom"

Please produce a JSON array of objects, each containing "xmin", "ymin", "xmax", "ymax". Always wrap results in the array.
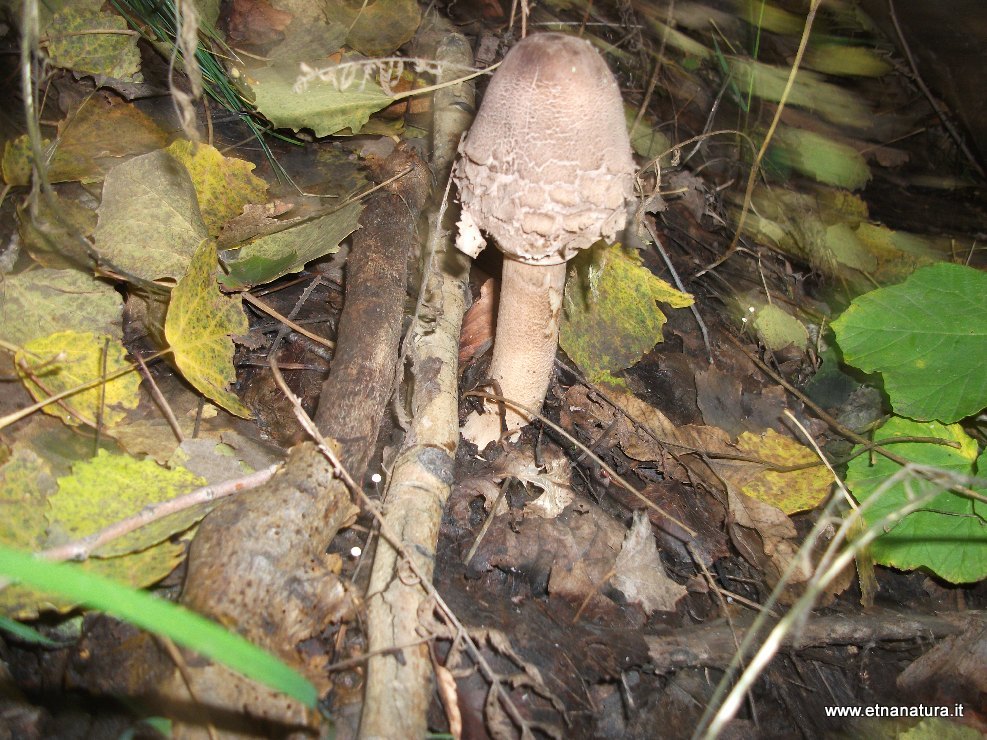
[{"xmin": 453, "ymin": 32, "xmax": 636, "ymax": 448}]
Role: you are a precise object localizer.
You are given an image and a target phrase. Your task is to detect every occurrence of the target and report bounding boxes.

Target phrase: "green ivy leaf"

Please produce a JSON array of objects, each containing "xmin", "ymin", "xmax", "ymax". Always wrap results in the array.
[{"xmin": 832, "ymin": 262, "xmax": 987, "ymax": 423}]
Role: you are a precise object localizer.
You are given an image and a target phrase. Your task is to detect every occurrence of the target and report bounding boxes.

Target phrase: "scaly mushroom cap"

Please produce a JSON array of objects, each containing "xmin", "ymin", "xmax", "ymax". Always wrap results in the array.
[{"xmin": 453, "ymin": 33, "xmax": 635, "ymax": 266}]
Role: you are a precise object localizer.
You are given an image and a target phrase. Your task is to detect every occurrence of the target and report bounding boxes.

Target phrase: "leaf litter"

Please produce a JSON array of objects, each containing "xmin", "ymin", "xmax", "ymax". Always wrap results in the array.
[{"xmin": 0, "ymin": 0, "xmax": 985, "ymax": 736}]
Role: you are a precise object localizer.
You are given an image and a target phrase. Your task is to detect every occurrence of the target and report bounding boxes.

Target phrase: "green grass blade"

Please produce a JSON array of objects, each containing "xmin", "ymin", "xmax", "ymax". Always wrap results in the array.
[{"xmin": 0, "ymin": 545, "xmax": 317, "ymax": 708}]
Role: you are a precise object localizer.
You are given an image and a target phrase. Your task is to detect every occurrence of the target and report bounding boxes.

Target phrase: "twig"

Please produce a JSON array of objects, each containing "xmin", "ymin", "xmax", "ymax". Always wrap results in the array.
[
  {"xmin": 464, "ymin": 390, "xmax": 697, "ymax": 538},
  {"xmin": 242, "ymin": 292, "xmax": 335, "ymax": 350},
  {"xmin": 887, "ymin": 0, "xmax": 985, "ymax": 179},
  {"xmin": 135, "ymin": 352, "xmax": 185, "ymax": 444}
]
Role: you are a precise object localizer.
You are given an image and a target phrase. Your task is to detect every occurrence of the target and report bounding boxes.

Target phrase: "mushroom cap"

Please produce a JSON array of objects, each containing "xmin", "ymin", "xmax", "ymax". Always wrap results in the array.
[{"xmin": 453, "ymin": 33, "xmax": 636, "ymax": 266}]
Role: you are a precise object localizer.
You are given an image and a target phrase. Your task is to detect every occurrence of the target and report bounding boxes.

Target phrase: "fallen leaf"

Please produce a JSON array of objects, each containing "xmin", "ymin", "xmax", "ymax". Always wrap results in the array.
[
  {"xmin": 16, "ymin": 331, "xmax": 140, "ymax": 429},
  {"xmin": 736, "ymin": 429, "xmax": 831, "ymax": 515},
  {"xmin": 561, "ymin": 243, "xmax": 693, "ymax": 385},
  {"xmin": 165, "ymin": 241, "xmax": 251, "ymax": 418},
  {"xmin": 167, "ymin": 141, "xmax": 268, "ymax": 237},
  {"xmin": 46, "ymin": 0, "xmax": 141, "ymax": 81},
  {"xmin": 95, "ymin": 149, "xmax": 208, "ymax": 282},
  {"xmin": 611, "ymin": 511, "xmax": 688, "ymax": 614},
  {"xmin": 220, "ymin": 201, "xmax": 362, "ymax": 289},
  {"xmin": 0, "ymin": 269, "xmax": 123, "ymax": 348}
]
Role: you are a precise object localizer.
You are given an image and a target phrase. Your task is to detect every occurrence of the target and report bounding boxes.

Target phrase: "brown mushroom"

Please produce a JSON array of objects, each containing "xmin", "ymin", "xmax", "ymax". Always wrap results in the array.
[{"xmin": 453, "ymin": 32, "xmax": 636, "ymax": 448}]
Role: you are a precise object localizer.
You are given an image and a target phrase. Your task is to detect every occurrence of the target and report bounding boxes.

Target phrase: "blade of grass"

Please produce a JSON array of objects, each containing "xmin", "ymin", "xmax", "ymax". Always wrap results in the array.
[{"xmin": 0, "ymin": 544, "xmax": 317, "ymax": 708}]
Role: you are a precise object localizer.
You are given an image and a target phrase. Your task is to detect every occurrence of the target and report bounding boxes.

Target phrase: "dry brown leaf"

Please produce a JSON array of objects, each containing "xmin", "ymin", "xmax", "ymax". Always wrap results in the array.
[
  {"xmin": 459, "ymin": 276, "xmax": 496, "ymax": 366},
  {"xmin": 611, "ymin": 511, "xmax": 688, "ymax": 613}
]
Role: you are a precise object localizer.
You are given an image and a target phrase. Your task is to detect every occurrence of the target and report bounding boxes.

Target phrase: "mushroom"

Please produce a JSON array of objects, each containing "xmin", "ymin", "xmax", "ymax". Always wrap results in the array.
[{"xmin": 453, "ymin": 33, "xmax": 636, "ymax": 448}]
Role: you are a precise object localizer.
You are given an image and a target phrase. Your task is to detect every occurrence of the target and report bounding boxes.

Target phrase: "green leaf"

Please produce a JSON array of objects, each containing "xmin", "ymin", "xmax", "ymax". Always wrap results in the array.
[
  {"xmin": 560, "ymin": 244, "xmax": 693, "ymax": 384},
  {"xmin": 95, "ymin": 149, "xmax": 208, "ymax": 282},
  {"xmin": 166, "ymin": 240, "xmax": 251, "ymax": 417},
  {"xmin": 728, "ymin": 57, "xmax": 871, "ymax": 128},
  {"xmin": 220, "ymin": 202, "xmax": 362, "ymax": 289},
  {"xmin": 15, "ymin": 331, "xmax": 140, "ymax": 429},
  {"xmin": 752, "ymin": 303, "xmax": 808, "ymax": 351},
  {"xmin": 832, "ymin": 262, "xmax": 987, "ymax": 423},
  {"xmin": 768, "ymin": 126, "xmax": 871, "ymax": 190},
  {"xmin": 247, "ymin": 62, "xmax": 394, "ymax": 137},
  {"xmin": 845, "ymin": 416, "xmax": 986, "ymax": 584},
  {"xmin": 0, "ymin": 544, "xmax": 317, "ymax": 708},
  {"xmin": 0, "ymin": 269, "xmax": 123, "ymax": 348},
  {"xmin": 804, "ymin": 44, "xmax": 893, "ymax": 79}
]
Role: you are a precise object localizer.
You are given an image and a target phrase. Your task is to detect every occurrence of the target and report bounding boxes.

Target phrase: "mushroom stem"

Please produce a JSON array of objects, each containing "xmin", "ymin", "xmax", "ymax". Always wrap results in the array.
[{"xmin": 462, "ymin": 258, "xmax": 567, "ymax": 448}]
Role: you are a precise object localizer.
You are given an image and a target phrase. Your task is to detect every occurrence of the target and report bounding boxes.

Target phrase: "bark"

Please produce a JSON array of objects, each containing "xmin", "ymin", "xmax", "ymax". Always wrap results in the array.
[
  {"xmin": 359, "ymin": 27, "xmax": 474, "ymax": 740},
  {"xmin": 644, "ymin": 609, "xmax": 978, "ymax": 675},
  {"xmin": 313, "ymin": 145, "xmax": 433, "ymax": 483}
]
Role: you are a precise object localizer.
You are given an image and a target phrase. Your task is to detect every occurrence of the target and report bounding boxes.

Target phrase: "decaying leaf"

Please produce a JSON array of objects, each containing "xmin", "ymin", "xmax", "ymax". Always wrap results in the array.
[
  {"xmin": 561, "ymin": 243, "xmax": 693, "ymax": 385},
  {"xmin": 324, "ymin": 0, "xmax": 421, "ymax": 56},
  {"xmin": 735, "ymin": 429, "xmax": 830, "ymax": 514},
  {"xmin": 46, "ymin": 0, "xmax": 142, "ymax": 81},
  {"xmin": 95, "ymin": 149, "xmax": 208, "ymax": 282},
  {"xmin": 15, "ymin": 331, "xmax": 139, "ymax": 429},
  {"xmin": 490, "ymin": 446, "xmax": 574, "ymax": 519},
  {"xmin": 0, "ymin": 446, "xmax": 57, "ymax": 552},
  {"xmin": 165, "ymin": 240, "xmax": 251, "ymax": 418},
  {"xmin": 726, "ymin": 487, "xmax": 811, "ymax": 596},
  {"xmin": 17, "ymin": 193, "xmax": 98, "ymax": 269},
  {"xmin": 0, "ymin": 269, "xmax": 123, "ymax": 348},
  {"xmin": 47, "ymin": 449, "xmax": 207, "ymax": 557},
  {"xmin": 167, "ymin": 141, "xmax": 268, "ymax": 237},
  {"xmin": 612, "ymin": 511, "xmax": 687, "ymax": 613}
]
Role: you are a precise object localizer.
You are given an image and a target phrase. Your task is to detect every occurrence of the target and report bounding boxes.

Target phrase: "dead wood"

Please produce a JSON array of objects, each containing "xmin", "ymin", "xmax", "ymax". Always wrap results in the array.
[
  {"xmin": 147, "ymin": 146, "xmax": 431, "ymax": 734},
  {"xmin": 359, "ymin": 27, "xmax": 474, "ymax": 739},
  {"xmin": 644, "ymin": 609, "xmax": 981, "ymax": 675},
  {"xmin": 313, "ymin": 145, "xmax": 433, "ymax": 483}
]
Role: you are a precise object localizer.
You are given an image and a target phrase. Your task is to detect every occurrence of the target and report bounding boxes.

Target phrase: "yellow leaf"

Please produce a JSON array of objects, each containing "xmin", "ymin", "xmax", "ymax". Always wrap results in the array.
[
  {"xmin": 48, "ymin": 449, "xmax": 207, "ymax": 556},
  {"xmin": 16, "ymin": 331, "xmax": 139, "ymax": 429},
  {"xmin": 167, "ymin": 141, "xmax": 268, "ymax": 237},
  {"xmin": 165, "ymin": 240, "xmax": 251, "ymax": 417},
  {"xmin": 737, "ymin": 429, "xmax": 831, "ymax": 514}
]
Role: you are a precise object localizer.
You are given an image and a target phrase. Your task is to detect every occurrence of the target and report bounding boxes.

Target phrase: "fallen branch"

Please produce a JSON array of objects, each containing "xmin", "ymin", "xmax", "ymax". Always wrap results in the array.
[
  {"xmin": 645, "ymin": 609, "xmax": 976, "ymax": 675},
  {"xmin": 359, "ymin": 26, "xmax": 475, "ymax": 739}
]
